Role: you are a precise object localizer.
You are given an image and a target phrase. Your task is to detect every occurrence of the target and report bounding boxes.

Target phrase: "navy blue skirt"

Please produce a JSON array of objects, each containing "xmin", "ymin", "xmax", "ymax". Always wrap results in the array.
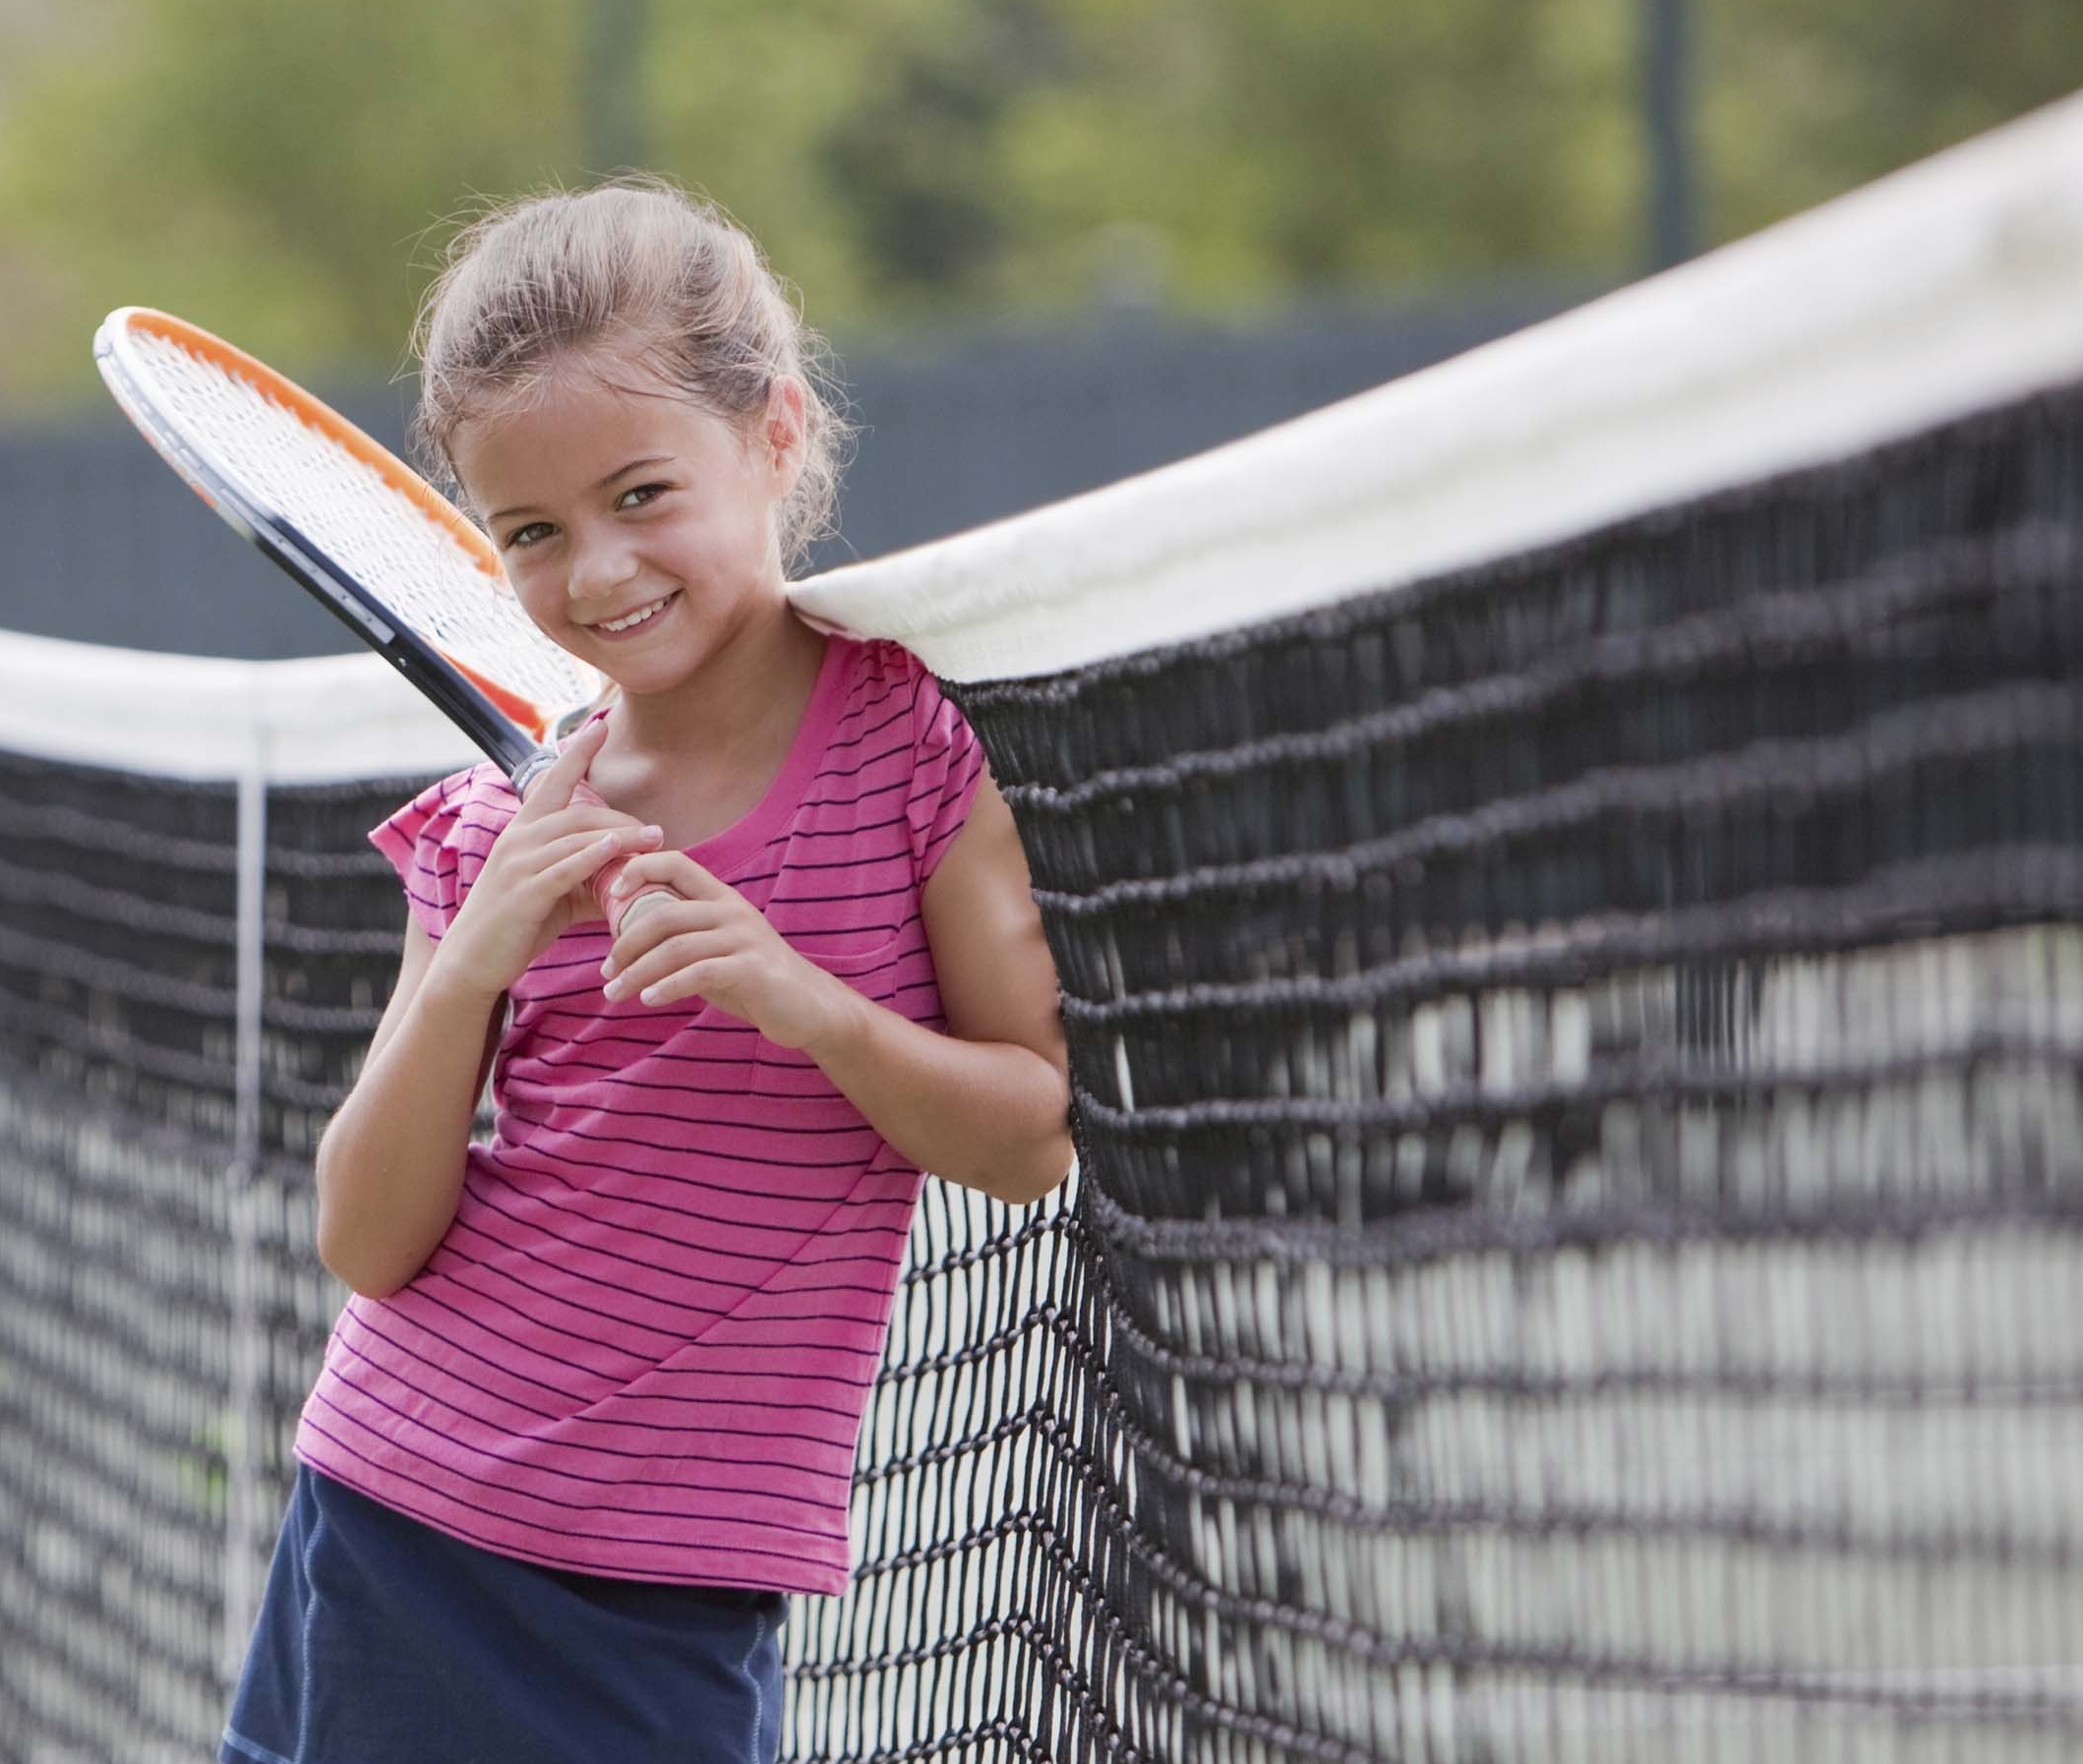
[{"xmin": 220, "ymin": 1466, "xmax": 787, "ymax": 1764}]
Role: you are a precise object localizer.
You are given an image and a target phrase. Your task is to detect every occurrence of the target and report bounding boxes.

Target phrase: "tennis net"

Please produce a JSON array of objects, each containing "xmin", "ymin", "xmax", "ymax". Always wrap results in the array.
[{"xmin": 6, "ymin": 88, "xmax": 2083, "ymax": 1764}]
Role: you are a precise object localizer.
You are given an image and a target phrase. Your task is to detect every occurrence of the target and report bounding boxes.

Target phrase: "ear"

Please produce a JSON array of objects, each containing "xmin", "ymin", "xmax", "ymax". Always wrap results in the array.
[{"xmin": 761, "ymin": 376, "xmax": 808, "ymax": 500}]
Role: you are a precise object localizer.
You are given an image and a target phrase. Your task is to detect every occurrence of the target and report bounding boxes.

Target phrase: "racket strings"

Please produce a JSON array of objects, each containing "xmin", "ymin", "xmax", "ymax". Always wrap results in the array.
[{"xmin": 130, "ymin": 329, "xmax": 600, "ymax": 728}]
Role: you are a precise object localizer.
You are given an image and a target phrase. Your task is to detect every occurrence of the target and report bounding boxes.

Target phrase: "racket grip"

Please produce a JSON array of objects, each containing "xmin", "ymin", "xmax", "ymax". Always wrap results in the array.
[
  {"xmin": 564, "ymin": 779, "xmax": 678, "ymax": 938},
  {"xmin": 589, "ymin": 852, "xmax": 677, "ymax": 938}
]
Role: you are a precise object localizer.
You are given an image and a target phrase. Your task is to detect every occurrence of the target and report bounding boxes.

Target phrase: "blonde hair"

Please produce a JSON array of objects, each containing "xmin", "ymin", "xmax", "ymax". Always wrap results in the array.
[{"xmin": 410, "ymin": 176, "xmax": 852, "ymax": 574}]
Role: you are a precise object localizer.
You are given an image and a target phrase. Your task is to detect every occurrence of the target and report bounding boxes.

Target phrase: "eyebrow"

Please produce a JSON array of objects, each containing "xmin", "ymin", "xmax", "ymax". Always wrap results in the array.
[{"xmin": 486, "ymin": 456, "xmax": 674, "ymax": 525}]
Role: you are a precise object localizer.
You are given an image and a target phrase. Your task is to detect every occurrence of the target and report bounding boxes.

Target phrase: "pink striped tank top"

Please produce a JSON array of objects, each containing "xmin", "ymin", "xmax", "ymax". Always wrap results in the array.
[{"xmin": 294, "ymin": 636, "xmax": 985, "ymax": 1593}]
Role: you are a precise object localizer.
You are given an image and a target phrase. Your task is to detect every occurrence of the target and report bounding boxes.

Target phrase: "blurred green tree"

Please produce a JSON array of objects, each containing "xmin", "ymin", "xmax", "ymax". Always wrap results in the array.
[
  {"xmin": 0, "ymin": 0, "xmax": 2077, "ymax": 412},
  {"xmin": 0, "ymin": 0, "xmax": 585, "ymax": 408},
  {"xmin": 1702, "ymin": 0, "xmax": 2083, "ymax": 239}
]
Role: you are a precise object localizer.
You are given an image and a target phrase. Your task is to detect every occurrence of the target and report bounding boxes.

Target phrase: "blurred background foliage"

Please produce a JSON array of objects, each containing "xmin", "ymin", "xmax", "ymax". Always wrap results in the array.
[{"xmin": 0, "ymin": 0, "xmax": 2078, "ymax": 415}]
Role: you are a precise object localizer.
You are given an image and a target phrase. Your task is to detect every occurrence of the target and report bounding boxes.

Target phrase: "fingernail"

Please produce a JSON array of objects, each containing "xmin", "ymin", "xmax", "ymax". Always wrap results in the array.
[
  {"xmin": 642, "ymin": 825, "xmax": 664, "ymax": 841},
  {"xmin": 639, "ymin": 984, "xmax": 661, "ymax": 1004},
  {"xmin": 603, "ymin": 976, "xmax": 625, "ymax": 999},
  {"xmin": 610, "ymin": 874, "xmax": 631, "ymax": 896},
  {"xmin": 599, "ymin": 958, "xmax": 618, "ymax": 980}
]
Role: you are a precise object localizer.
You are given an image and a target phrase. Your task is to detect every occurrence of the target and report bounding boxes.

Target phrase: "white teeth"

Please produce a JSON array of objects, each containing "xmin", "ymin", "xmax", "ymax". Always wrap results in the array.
[{"xmin": 599, "ymin": 595, "xmax": 672, "ymax": 633}]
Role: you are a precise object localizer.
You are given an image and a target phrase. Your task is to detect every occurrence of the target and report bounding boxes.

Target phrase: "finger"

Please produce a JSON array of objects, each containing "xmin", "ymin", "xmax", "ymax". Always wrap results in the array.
[
  {"xmin": 539, "ymin": 819, "xmax": 661, "ymax": 869},
  {"xmin": 601, "ymin": 929, "xmax": 734, "ymax": 1002},
  {"xmin": 627, "ymin": 955, "xmax": 741, "ymax": 1011},
  {"xmin": 602, "ymin": 899, "xmax": 729, "ymax": 978},
  {"xmin": 605, "ymin": 849, "xmax": 733, "ymax": 903},
  {"xmin": 546, "ymin": 823, "xmax": 661, "ymax": 898},
  {"xmin": 592, "ymin": 864, "xmax": 684, "ymax": 939},
  {"xmin": 520, "ymin": 802, "xmax": 654, "ymax": 850},
  {"xmin": 515, "ymin": 719, "xmax": 611, "ymax": 818},
  {"xmin": 474, "ymin": 824, "xmax": 648, "ymax": 908},
  {"xmin": 608, "ymin": 883, "xmax": 680, "ymax": 941},
  {"xmin": 507, "ymin": 807, "xmax": 645, "ymax": 853}
]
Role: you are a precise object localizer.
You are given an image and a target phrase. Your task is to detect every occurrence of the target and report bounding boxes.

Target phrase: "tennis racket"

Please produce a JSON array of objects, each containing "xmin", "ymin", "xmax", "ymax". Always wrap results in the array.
[{"xmin": 93, "ymin": 305, "xmax": 672, "ymax": 932}]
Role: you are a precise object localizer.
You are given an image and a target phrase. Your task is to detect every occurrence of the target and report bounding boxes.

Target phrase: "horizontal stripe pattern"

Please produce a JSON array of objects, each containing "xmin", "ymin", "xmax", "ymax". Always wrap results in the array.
[{"xmin": 296, "ymin": 637, "xmax": 983, "ymax": 1593}]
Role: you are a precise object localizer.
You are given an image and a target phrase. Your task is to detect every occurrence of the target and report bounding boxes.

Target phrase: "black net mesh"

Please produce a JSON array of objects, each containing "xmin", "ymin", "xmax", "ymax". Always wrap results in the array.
[
  {"xmin": 4, "ymin": 382, "xmax": 2083, "ymax": 1763},
  {"xmin": 924, "ymin": 383, "xmax": 2083, "ymax": 1762},
  {"xmin": 0, "ymin": 761, "xmax": 414, "ymax": 1761}
]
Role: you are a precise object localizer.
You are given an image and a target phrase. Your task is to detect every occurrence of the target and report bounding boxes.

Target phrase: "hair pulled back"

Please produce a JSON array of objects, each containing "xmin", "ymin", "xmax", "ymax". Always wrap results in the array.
[{"xmin": 411, "ymin": 176, "xmax": 851, "ymax": 574}]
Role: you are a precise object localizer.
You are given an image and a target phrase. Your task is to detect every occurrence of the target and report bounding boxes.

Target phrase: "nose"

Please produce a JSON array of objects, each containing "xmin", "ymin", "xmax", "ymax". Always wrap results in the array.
[{"xmin": 567, "ymin": 530, "xmax": 641, "ymax": 606}]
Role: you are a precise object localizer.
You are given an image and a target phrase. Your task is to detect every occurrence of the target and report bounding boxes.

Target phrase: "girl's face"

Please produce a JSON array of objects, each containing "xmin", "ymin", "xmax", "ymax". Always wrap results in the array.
[{"xmin": 453, "ymin": 360, "xmax": 801, "ymax": 696}]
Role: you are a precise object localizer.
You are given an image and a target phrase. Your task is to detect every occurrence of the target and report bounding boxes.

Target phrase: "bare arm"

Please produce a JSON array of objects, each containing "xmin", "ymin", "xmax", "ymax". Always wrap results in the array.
[
  {"xmin": 316, "ymin": 724, "xmax": 663, "ymax": 1296},
  {"xmin": 800, "ymin": 778, "xmax": 1073, "ymax": 1203},
  {"xmin": 313, "ymin": 919, "xmax": 502, "ymax": 1297},
  {"xmin": 601, "ymin": 776, "xmax": 1074, "ymax": 1205}
]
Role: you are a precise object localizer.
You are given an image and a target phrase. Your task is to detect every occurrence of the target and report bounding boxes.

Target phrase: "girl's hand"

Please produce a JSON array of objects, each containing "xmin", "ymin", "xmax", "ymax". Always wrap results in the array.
[
  {"xmin": 436, "ymin": 721, "xmax": 665, "ymax": 1001},
  {"xmin": 598, "ymin": 852, "xmax": 853, "ymax": 1051}
]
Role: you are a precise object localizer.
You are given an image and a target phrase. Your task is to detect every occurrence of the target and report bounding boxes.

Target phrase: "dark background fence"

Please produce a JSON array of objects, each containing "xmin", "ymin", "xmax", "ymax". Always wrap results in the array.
[{"xmin": 0, "ymin": 286, "xmax": 1579, "ymax": 660}]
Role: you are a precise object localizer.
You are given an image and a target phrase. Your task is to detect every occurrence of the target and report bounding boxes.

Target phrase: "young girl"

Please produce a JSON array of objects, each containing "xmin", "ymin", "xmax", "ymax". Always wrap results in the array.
[{"xmin": 219, "ymin": 180, "xmax": 1073, "ymax": 1764}]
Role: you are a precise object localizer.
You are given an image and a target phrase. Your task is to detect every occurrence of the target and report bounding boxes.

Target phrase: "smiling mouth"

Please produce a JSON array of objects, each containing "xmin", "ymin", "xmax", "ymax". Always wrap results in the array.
[{"xmin": 592, "ymin": 592, "xmax": 679, "ymax": 635}]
